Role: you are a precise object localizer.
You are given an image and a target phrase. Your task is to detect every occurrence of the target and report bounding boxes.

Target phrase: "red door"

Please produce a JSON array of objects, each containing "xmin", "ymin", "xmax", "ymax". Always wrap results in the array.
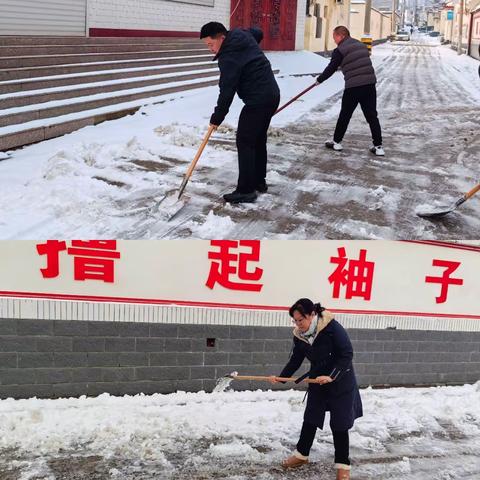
[{"xmin": 230, "ymin": 0, "xmax": 298, "ymax": 51}]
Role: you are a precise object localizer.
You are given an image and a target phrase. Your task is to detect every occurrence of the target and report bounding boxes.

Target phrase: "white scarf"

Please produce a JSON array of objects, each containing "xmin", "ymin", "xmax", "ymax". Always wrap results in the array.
[{"xmin": 299, "ymin": 315, "xmax": 318, "ymax": 345}]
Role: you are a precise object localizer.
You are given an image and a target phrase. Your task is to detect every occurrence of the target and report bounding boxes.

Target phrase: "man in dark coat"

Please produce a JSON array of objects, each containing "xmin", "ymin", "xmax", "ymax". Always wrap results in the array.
[
  {"xmin": 317, "ymin": 26, "xmax": 384, "ymax": 156},
  {"xmin": 200, "ymin": 22, "xmax": 280, "ymax": 204},
  {"xmin": 271, "ymin": 298, "xmax": 362, "ymax": 480}
]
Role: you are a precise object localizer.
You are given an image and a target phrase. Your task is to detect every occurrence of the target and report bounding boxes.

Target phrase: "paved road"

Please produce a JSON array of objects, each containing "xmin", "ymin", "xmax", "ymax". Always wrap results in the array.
[{"xmin": 119, "ymin": 39, "xmax": 479, "ymax": 239}]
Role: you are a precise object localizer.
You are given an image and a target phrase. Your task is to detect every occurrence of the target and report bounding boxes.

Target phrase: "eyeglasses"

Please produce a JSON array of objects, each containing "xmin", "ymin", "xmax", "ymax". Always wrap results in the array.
[{"xmin": 292, "ymin": 317, "xmax": 307, "ymax": 325}]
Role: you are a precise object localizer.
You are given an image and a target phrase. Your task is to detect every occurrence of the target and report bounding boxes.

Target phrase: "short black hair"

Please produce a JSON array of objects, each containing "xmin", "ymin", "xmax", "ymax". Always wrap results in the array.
[
  {"xmin": 333, "ymin": 26, "xmax": 350, "ymax": 37},
  {"xmin": 200, "ymin": 22, "xmax": 227, "ymax": 39}
]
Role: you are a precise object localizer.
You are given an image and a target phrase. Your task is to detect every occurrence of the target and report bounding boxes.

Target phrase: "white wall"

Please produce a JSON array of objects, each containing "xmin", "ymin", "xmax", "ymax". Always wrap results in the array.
[
  {"xmin": 2, "ymin": 297, "xmax": 480, "ymax": 332},
  {"xmin": 89, "ymin": 0, "xmax": 306, "ymax": 50},
  {"xmin": 89, "ymin": 0, "xmax": 230, "ymax": 33}
]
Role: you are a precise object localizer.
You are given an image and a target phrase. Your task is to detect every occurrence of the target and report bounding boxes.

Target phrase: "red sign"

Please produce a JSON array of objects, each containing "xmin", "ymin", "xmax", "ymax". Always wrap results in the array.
[
  {"xmin": 329, "ymin": 247, "xmax": 375, "ymax": 301},
  {"xmin": 36, "ymin": 240, "xmax": 121, "ymax": 283},
  {"xmin": 206, "ymin": 240, "xmax": 264, "ymax": 292},
  {"xmin": 425, "ymin": 259, "xmax": 463, "ymax": 304}
]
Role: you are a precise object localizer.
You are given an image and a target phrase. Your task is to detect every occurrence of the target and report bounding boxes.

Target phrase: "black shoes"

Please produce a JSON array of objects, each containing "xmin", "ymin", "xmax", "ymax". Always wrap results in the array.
[
  {"xmin": 256, "ymin": 182, "xmax": 268, "ymax": 193},
  {"xmin": 223, "ymin": 190, "xmax": 257, "ymax": 204},
  {"xmin": 223, "ymin": 182, "xmax": 267, "ymax": 203}
]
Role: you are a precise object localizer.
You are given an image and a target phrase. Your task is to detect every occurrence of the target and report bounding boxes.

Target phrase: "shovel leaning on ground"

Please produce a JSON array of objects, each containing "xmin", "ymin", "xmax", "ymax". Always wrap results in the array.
[
  {"xmin": 416, "ymin": 182, "xmax": 480, "ymax": 219},
  {"xmin": 154, "ymin": 125, "xmax": 216, "ymax": 220}
]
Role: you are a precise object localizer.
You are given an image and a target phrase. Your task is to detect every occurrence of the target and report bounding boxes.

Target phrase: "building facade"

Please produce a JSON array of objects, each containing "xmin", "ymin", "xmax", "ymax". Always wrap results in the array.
[
  {"xmin": 469, "ymin": 1, "xmax": 480, "ymax": 59},
  {"xmin": 0, "ymin": 0, "xmax": 307, "ymax": 51},
  {"xmin": 304, "ymin": 0, "xmax": 352, "ymax": 52},
  {"xmin": 349, "ymin": 1, "xmax": 391, "ymax": 43}
]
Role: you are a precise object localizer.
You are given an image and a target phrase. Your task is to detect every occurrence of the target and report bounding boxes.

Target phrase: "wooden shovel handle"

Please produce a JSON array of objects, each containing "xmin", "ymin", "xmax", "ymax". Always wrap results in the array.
[
  {"xmin": 274, "ymin": 82, "xmax": 318, "ymax": 116},
  {"xmin": 465, "ymin": 183, "xmax": 480, "ymax": 200},
  {"xmin": 233, "ymin": 375, "xmax": 316, "ymax": 383},
  {"xmin": 185, "ymin": 125, "xmax": 216, "ymax": 179}
]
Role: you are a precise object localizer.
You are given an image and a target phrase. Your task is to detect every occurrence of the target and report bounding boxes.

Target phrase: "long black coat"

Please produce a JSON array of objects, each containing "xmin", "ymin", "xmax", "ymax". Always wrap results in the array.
[
  {"xmin": 210, "ymin": 28, "xmax": 280, "ymax": 126},
  {"xmin": 280, "ymin": 314, "xmax": 363, "ymax": 431}
]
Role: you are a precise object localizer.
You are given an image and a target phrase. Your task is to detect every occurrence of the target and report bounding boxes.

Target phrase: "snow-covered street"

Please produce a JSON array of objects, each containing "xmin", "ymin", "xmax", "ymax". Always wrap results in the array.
[
  {"xmin": 0, "ymin": 383, "xmax": 479, "ymax": 479},
  {"xmin": 0, "ymin": 36, "xmax": 479, "ymax": 239}
]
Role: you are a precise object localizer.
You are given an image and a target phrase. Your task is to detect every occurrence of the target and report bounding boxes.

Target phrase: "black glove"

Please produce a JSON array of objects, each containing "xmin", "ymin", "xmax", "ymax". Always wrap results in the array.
[{"xmin": 316, "ymin": 76, "xmax": 323, "ymax": 84}]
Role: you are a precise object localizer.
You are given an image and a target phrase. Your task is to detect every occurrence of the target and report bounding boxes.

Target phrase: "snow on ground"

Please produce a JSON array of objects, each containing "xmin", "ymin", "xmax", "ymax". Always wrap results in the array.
[
  {"xmin": 0, "ymin": 382, "xmax": 479, "ymax": 479},
  {"xmin": 0, "ymin": 38, "xmax": 479, "ymax": 239},
  {"xmin": 0, "ymin": 51, "xmax": 336, "ymax": 239}
]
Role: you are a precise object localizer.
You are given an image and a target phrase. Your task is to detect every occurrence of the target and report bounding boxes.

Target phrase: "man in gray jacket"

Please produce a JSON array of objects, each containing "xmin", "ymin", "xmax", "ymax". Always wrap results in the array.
[{"xmin": 317, "ymin": 26, "xmax": 384, "ymax": 156}]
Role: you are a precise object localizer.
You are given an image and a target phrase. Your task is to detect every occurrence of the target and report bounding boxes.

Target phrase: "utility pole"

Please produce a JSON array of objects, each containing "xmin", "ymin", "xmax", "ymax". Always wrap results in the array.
[
  {"xmin": 364, "ymin": 0, "xmax": 372, "ymax": 34},
  {"xmin": 392, "ymin": 0, "xmax": 397, "ymax": 34},
  {"xmin": 457, "ymin": 0, "xmax": 464, "ymax": 54}
]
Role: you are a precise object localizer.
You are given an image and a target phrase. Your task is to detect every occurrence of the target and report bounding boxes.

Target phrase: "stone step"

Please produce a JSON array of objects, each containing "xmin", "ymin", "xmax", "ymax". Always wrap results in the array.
[
  {"xmin": 0, "ymin": 80, "xmax": 217, "ymax": 151},
  {"xmin": 0, "ymin": 68, "xmax": 219, "ymax": 109},
  {"xmin": 0, "ymin": 36, "xmax": 198, "ymax": 46},
  {"xmin": 0, "ymin": 47, "xmax": 210, "ymax": 69},
  {"xmin": 0, "ymin": 42, "xmax": 205, "ymax": 57},
  {"xmin": 0, "ymin": 62, "xmax": 217, "ymax": 94},
  {"xmin": 0, "ymin": 54, "xmax": 212, "ymax": 82},
  {"xmin": 0, "ymin": 75, "xmax": 220, "ymax": 128}
]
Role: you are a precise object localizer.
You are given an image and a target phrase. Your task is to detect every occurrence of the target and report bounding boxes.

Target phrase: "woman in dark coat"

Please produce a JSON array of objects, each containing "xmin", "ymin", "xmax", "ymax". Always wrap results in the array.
[{"xmin": 271, "ymin": 298, "xmax": 362, "ymax": 480}]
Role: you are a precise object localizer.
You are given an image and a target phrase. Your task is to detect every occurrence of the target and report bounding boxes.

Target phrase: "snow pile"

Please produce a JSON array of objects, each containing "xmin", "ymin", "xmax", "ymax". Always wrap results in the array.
[{"xmin": 0, "ymin": 383, "xmax": 479, "ymax": 479}]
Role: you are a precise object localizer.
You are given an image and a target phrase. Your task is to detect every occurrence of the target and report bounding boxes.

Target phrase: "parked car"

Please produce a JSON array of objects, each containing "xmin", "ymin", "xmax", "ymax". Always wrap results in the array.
[{"xmin": 395, "ymin": 30, "xmax": 411, "ymax": 41}]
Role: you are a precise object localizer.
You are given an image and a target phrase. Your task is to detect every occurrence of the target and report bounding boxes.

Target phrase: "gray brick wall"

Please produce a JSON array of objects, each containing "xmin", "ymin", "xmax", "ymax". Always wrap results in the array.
[{"xmin": 0, "ymin": 318, "xmax": 479, "ymax": 399}]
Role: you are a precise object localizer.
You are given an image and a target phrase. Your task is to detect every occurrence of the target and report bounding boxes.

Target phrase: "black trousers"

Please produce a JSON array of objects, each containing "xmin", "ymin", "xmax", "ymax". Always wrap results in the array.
[
  {"xmin": 236, "ymin": 99, "xmax": 279, "ymax": 193},
  {"xmin": 296, "ymin": 421, "xmax": 350, "ymax": 465},
  {"xmin": 333, "ymin": 84, "xmax": 382, "ymax": 147}
]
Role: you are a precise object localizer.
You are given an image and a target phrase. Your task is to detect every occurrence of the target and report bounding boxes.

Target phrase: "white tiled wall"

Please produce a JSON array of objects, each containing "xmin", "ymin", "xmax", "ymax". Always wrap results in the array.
[
  {"xmin": 89, "ymin": 0, "xmax": 306, "ymax": 50},
  {"xmin": 2, "ymin": 297, "xmax": 479, "ymax": 332},
  {"xmin": 296, "ymin": 0, "xmax": 307, "ymax": 50},
  {"xmin": 89, "ymin": 0, "xmax": 231, "ymax": 33}
]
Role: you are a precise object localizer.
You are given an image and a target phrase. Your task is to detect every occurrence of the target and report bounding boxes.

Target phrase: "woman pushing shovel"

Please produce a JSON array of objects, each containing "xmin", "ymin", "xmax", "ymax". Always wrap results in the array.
[{"xmin": 269, "ymin": 298, "xmax": 363, "ymax": 480}]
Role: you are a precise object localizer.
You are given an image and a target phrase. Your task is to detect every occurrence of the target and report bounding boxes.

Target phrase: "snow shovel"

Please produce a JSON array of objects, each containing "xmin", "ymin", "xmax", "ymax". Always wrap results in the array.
[
  {"xmin": 154, "ymin": 125, "xmax": 215, "ymax": 221},
  {"xmin": 213, "ymin": 371, "xmax": 324, "ymax": 393},
  {"xmin": 416, "ymin": 182, "xmax": 480, "ymax": 219},
  {"xmin": 275, "ymin": 82, "xmax": 318, "ymax": 116},
  {"xmin": 230, "ymin": 374, "xmax": 318, "ymax": 384}
]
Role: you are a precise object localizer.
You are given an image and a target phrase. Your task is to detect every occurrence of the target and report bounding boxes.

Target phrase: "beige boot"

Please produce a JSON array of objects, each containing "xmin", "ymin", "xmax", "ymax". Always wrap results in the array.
[
  {"xmin": 335, "ymin": 464, "xmax": 351, "ymax": 480},
  {"xmin": 281, "ymin": 450, "xmax": 309, "ymax": 469}
]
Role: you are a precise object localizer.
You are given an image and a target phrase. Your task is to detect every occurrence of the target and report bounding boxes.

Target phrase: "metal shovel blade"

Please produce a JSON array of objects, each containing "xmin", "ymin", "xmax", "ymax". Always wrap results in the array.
[
  {"xmin": 416, "ymin": 198, "xmax": 466, "ymax": 219},
  {"xmin": 156, "ymin": 189, "xmax": 189, "ymax": 221},
  {"xmin": 416, "ymin": 183, "xmax": 480, "ymax": 219},
  {"xmin": 416, "ymin": 205, "xmax": 456, "ymax": 219}
]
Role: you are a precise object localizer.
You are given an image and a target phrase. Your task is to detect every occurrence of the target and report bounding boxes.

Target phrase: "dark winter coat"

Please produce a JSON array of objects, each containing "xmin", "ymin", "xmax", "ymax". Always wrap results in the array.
[
  {"xmin": 279, "ymin": 312, "xmax": 363, "ymax": 431},
  {"xmin": 317, "ymin": 36, "xmax": 376, "ymax": 89},
  {"xmin": 210, "ymin": 28, "xmax": 280, "ymax": 126}
]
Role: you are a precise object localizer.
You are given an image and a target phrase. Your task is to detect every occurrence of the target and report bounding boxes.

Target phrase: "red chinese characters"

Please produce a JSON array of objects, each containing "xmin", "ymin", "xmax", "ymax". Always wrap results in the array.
[
  {"xmin": 206, "ymin": 240, "xmax": 263, "ymax": 292},
  {"xmin": 328, "ymin": 247, "xmax": 375, "ymax": 300},
  {"xmin": 425, "ymin": 259, "xmax": 463, "ymax": 304},
  {"xmin": 36, "ymin": 240, "xmax": 120, "ymax": 283}
]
